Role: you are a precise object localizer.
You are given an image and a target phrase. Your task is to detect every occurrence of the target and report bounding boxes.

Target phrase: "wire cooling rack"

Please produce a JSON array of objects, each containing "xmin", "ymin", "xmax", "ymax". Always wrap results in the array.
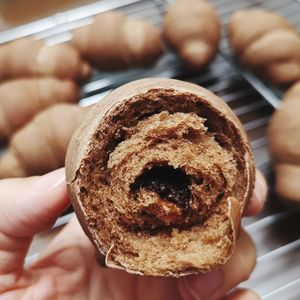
[{"xmin": 1, "ymin": 0, "xmax": 300, "ymax": 298}]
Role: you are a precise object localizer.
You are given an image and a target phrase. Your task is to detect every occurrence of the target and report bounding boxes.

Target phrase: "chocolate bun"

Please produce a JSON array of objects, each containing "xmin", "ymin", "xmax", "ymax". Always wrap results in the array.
[
  {"xmin": 163, "ymin": 0, "xmax": 221, "ymax": 70},
  {"xmin": 66, "ymin": 78, "xmax": 255, "ymax": 276},
  {"xmin": 228, "ymin": 9, "xmax": 300, "ymax": 85},
  {"xmin": 268, "ymin": 82, "xmax": 300, "ymax": 205}
]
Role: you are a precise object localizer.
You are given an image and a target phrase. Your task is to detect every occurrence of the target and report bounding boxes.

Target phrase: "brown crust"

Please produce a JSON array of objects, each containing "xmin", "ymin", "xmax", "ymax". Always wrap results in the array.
[
  {"xmin": 268, "ymin": 84, "xmax": 300, "ymax": 204},
  {"xmin": 163, "ymin": 0, "xmax": 221, "ymax": 69},
  {"xmin": 66, "ymin": 78, "xmax": 255, "ymax": 276},
  {"xmin": 0, "ymin": 78, "xmax": 80, "ymax": 140},
  {"xmin": 71, "ymin": 11, "xmax": 163, "ymax": 71},
  {"xmin": 228, "ymin": 9, "xmax": 300, "ymax": 85},
  {"xmin": 0, "ymin": 38, "xmax": 90, "ymax": 81},
  {"xmin": 0, "ymin": 103, "xmax": 87, "ymax": 179}
]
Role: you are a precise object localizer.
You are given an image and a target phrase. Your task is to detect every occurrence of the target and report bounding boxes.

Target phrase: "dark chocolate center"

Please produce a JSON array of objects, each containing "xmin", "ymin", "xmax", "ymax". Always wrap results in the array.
[{"xmin": 132, "ymin": 165, "xmax": 191, "ymax": 209}]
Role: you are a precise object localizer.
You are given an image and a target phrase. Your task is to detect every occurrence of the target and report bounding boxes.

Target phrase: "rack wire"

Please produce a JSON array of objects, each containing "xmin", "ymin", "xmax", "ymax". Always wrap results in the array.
[{"xmin": 1, "ymin": 0, "xmax": 300, "ymax": 298}]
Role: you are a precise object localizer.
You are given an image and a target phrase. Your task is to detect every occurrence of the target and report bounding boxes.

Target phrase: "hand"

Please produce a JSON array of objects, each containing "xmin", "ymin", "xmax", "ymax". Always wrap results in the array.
[{"xmin": 0, "ymin": 169, "xmax": 267, "ymax": 300}]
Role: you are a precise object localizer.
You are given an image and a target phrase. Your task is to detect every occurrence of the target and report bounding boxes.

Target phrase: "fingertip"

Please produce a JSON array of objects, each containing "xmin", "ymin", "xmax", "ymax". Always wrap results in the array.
[
  {"xmin": 223, "ymin": 288, "xmax": 260, "ymax": 300},
  {"xmin": 0, "ymin": 168, "xmax": 69, "ymax": 237},
  {"xmin": 32, "ymin": 168, "xmax": 69, "ymax": 218},
  {"xmin": 244, "ymin": 170, "xmax": 268, "ymax": 216},
  {"xmin": 255, "ymin": 170, "xmax": 268, "ymax": 202},
  {"xmin": 32, "ymin": 168, "xmax": 66, "ymax": 191}
]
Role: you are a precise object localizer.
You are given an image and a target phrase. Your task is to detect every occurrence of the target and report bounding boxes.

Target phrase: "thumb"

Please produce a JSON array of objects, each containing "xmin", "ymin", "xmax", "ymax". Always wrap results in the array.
[{"xmin": 0, "ymin": 168, "xmax": 69, "ymax": 275}]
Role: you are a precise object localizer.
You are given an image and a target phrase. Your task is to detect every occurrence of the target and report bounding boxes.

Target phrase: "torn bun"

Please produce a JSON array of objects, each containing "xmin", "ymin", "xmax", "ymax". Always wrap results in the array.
[{"xmin": 66, "ymin": 78, "xmax": 255, "ymax": 276}]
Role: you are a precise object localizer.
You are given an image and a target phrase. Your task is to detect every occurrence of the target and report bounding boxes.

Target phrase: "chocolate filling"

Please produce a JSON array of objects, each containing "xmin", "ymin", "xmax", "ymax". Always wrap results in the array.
[{"xmin": 132, "ymin": 165, "xmax": 191, "ymax": 210}]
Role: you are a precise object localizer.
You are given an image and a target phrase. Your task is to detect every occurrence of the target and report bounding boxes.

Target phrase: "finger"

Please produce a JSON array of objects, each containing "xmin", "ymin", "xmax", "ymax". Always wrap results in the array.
[
  {"xmin": 36, "ymin": 217, "xmax": 93, "ymax": 259},
  {"xmin": 244, "ymin": 170, "xmax": 268, "ymax": 216},
  {"xmin": 178, "ymin": 228, "xmax": 256, "ymax": 300},
  {"xmin": 0, "ymin": 168, "xmax": 68, "ymax": 275},
  {"xmin": 33, "ymin": 217, "xmax": 97, "ymax": 273},
  {"xmin": 37, "ymin": 218, "xmax": 182, "ymax": 300},
  {"xmin": 223, "ymin": 288, "xmax": 260, "ymax": 300}
]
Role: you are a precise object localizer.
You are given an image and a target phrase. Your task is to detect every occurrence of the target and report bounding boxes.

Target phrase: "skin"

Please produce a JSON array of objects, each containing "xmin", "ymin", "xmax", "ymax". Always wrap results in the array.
[{"xmin": 0, "ymin": 168, "xmax": 266, "ymax": 300}]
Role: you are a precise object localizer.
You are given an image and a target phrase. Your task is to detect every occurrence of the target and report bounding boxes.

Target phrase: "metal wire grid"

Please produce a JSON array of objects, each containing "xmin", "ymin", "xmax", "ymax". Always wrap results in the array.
[
  {"xmin": 1, "ymin": 0, "xmax": 299, "ymax": 107},
  {"xmin": 1, "ymin": 0, "xmax": 300, "ymax": 298},
  {"xmin": 219, "ymin": 0, "xmax": 300, "ymax": 109}
]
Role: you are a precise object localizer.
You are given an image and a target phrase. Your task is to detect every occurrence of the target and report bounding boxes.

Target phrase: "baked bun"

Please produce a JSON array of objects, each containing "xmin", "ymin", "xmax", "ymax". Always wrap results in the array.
[
  {"xmin": 228, "ymin": 9, "xmax": 300, "ymax": 85},
  {"xmin": 163, "ymin": 0, "xmax": 221, "ymax": 70},
  {"xmin": 268, "ymin": 82, "xmax": 300, "ymax": 204},
  {"xmin": 66, "ymin": 78, "xmax": 255, "ymax": 276},
  {"xmin": 71, "ymin": 11, "xmax": 163, "ymax": 71}
]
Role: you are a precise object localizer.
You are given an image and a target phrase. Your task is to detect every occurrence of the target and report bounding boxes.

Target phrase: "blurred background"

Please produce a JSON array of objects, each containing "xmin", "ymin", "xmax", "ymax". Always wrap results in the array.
[
  {"xmin": 0, "ymin": 0, "xmax": 300, "ymax": 299},
  {"xmin": 0, "ymin": 0, "xmax": 96, "ymax": 30}
]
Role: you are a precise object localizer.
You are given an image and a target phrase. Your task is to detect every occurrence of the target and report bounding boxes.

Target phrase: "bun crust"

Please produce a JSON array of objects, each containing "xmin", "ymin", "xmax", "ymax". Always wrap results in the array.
[
  {"xmin": 163, "ymin": 0, "xmax": 221, "ymax": 70},
  {"xmin": 72, "ymin": 11, "xmax": 163, "ymax": 70},
  {"xmin": 66, "ymin": 78, "xmax": 255, "ymax": 276},
  {"xmin": 229, "ymin": 9, "xmax": 300, "ymax": 85},
  {"xmin": 268, "ymin": 82, "xmax": 300, "ymax": 204}
]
